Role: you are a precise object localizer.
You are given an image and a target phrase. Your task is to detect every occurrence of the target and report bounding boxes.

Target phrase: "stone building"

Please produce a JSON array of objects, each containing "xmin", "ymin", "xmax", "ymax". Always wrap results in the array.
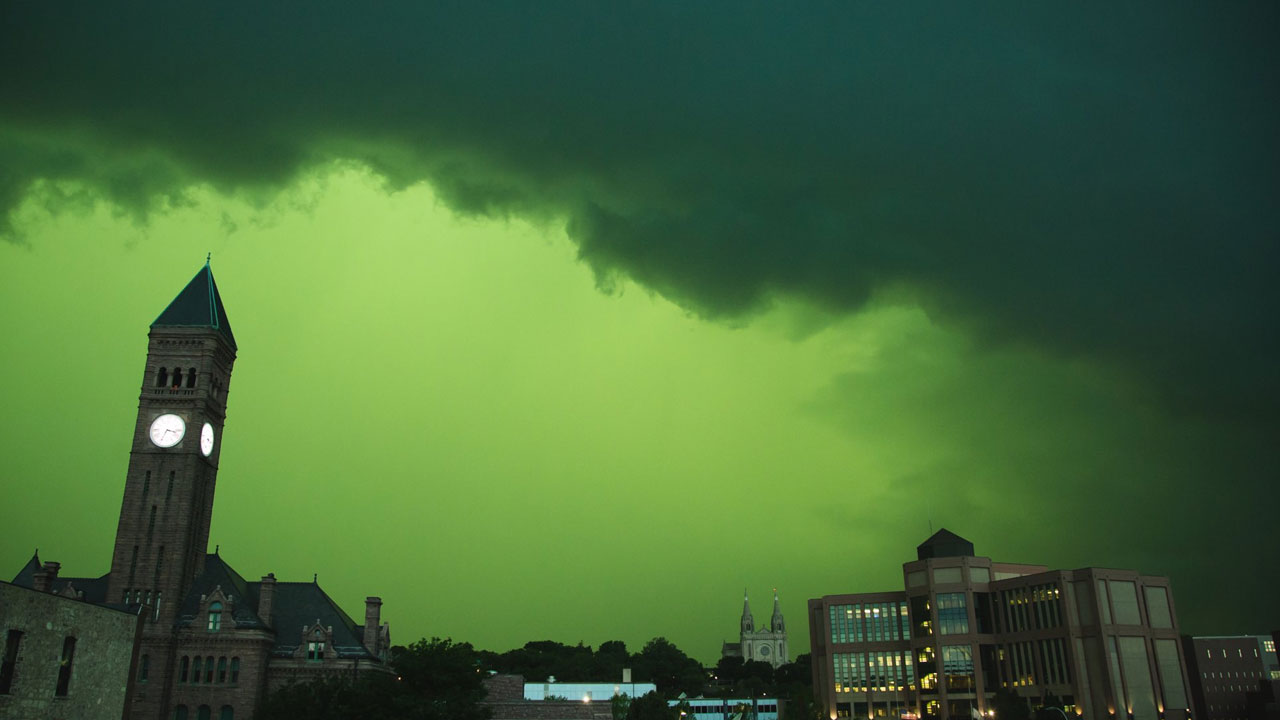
[
  {"xmin": 4, "ymin": 263, "xmax": 391, "ymax": 720},
  {"xmin": 808, "ymin": 529, "xmax": 1193, "ymax": 720},
  {"xmin": 722, "ymin": 590, "xmax": 789, "ymax": 669},
  {"xmin": 0, "ymin": 581, "xmax": 144, "ymax": 720}
]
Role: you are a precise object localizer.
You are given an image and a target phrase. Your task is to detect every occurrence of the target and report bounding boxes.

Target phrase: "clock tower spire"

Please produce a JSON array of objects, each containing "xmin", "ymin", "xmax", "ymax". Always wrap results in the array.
[{"xmin": 106, "ymin": 261, "xmax": 237, "ymax": 628}]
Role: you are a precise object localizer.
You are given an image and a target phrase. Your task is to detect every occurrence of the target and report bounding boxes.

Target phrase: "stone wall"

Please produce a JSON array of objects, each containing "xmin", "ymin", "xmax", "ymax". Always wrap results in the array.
[{"xmin": 0, "ymin": 581, "xmax": 143, "ymax": 720}]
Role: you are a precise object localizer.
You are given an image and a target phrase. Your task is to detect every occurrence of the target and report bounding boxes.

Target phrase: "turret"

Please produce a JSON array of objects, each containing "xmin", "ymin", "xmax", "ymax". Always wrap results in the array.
[{"xmin": 741, "ymin": 589, "xmax": 754, "ymax": 633}]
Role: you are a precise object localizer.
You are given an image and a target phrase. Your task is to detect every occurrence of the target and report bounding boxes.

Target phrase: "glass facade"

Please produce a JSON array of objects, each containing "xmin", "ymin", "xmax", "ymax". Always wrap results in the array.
[
  {"xmin": 1111, "ymin": 581, "xmax": 1142, "ymax": 625},
  {"xmin": 1143, "ymin": 586, "xmax": 1173, "ymax": 629},
  {"xmin": 829, "ymin": 602, "xmax": 911, "ymax": 644},
  {"xmin": 936, "ymin": 593, "xmax": 969, "ymax": 635},
  {"xmin": 941, "ymin": 645, "xmax": 974, "ymax": 691},
  {"xmin": 832, "ymin": 651, "xmax": 917, "ymax": 693}
]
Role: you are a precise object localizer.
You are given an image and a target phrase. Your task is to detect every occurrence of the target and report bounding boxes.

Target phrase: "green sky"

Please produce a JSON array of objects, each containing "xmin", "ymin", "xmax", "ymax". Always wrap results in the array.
[{"xmin": 1, "ymin": 4, "xmax": 1277, "ymax": 663}]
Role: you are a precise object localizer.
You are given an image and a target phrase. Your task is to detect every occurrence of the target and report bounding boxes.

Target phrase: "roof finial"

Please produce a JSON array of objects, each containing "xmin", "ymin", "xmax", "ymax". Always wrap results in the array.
[
  {"xmin": 313, "ymin": 573, "xmax": 318, "ymax": 584},
  {"xmin": 214, "ymin": 544, "xmax": 220, "ymax": 554},
  {"xmin": 206, "ymin": 252, "xmax": 211, "ymax": 265}
]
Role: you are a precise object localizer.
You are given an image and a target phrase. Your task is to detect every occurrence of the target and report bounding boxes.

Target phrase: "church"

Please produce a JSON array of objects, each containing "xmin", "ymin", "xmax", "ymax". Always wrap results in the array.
[
  {"xmin": 6, "ymin": 263, "xmax": 391, "ymax": 720},
  {"xmin": 721, "ymin": 590, "xmax": 789, "ymax": 669}
]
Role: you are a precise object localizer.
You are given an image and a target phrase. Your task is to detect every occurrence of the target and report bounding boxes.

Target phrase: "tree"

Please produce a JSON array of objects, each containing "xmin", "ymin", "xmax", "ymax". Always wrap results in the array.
[
  {"xmin": 392, "ymin": 637, "xmax": 490, "ymax": 720},
  {"xmin": 628, "ymin": 690, "xmax": 677, "ymax": 720},
  {"xmin": 632, "ymin": 637, "xmax": 707, "ymax": 696}
]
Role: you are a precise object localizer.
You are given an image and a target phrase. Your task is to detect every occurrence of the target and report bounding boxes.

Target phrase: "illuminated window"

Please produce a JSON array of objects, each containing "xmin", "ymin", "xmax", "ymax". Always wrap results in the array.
[
  {"xmin": 207, "ymin": 602, "xmax": 222, "ymax": 632},
  {"xmin": 307, "ymin": 642, "xmax": 325, "ymax": 661}
]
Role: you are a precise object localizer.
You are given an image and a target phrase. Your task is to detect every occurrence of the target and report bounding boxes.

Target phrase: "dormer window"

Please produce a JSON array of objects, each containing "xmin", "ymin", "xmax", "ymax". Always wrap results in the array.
[
  {"xmin": 306, "ymin": 641, "xmax": 325, "ymax": 661},
  {"xmin": 207, "ymin": 602, "xmax": 222, "ymax": 632}
]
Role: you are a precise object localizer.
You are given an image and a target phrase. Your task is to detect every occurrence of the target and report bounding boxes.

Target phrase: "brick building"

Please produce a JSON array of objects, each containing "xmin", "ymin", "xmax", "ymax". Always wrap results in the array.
[
  {"xmin": 808, "ymin": 529, "xmax": 1193, "ymax": 720},
  {"xmin": 0, "ymin": 581, "xmax": 144, "ymax": 720},
  {"xmin": 1182, "ymin": 635, "xmax": 1279, "ymax": 720},
  {"xmin": 4, "ymin": 263, "xmax": 391, "ymax": 719}
]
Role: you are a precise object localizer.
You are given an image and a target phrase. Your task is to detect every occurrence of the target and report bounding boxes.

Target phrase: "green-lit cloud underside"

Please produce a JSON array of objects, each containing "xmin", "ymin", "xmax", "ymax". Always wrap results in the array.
[{"xmin": 0, "ymin": 170, "xmax": 1275, "ymax": 660}]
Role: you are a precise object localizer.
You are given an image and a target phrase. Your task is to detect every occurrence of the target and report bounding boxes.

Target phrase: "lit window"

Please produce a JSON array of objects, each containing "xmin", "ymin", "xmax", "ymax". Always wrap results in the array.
[
  {"xmin": 307, "ymin": 642, "xmax": 325, "ymax": 661},
  {"xmin": 207, "ymin": 602, "xmax": 222, "ymax": 632}
]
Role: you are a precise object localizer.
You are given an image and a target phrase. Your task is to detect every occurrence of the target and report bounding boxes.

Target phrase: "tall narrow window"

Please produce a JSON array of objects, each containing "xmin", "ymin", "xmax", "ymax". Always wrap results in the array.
[
  {"xmin": 171, "ymin": 368, "xmax": 183, "ymax": 388},
  {"xmin": 0, "ymin": 629, "xmax": 23, "ymax": 694},
  {"xmin": 55, "ymin": 636, "xmax": 76, "ymax": 696},
  {"xmin": 147, "ymin": 506, "xmax": 157, "ymax": 541},
  {"xmin": 154, "ymin": 547, "xmax": 165, "ymax": 584},
  {"xmin": 191, "ymin": 657, "xmax": 201, "ymax": 684},
  {"xmin": 205, "ymin": 656, "xmax": 214, "ymax": 683},
  {"xmin": 154, "ymin": 591, "xmax": 163, "ymax": 621},
  {"xmin": 207, "ymin": 602, "xmax": 222, "ymax": 632},
  {"xmin": 156, "ymin": 367, "xmax": 168, "ymax": 387},
  {"xmin": 166, "ymin": 471, "xmax": 175, "ymax": 500},
  {"xmin": 217, "ymin": 657, "xmax": 227, "ymax": 683},
  {"xmin": 229, "ymin": 657, "xmax": 240, "ymax": 684},
  {"xmin": 128, "ymin": 545, "xmax": 139, "ymax": 586},
  {"xmin": 139, "ymin": 654, "xmax": 150, "ymax": 682},
  {"xmin": 187, "ymin": 368, "xmax": 197, "ymax": 388},
  {"xmin": 143, "ymin": 471, "xmax": 151, "ymax": 494},
  {"xmin": 179, "ymin": 656, "xmax": 189, "ymax": 683}
]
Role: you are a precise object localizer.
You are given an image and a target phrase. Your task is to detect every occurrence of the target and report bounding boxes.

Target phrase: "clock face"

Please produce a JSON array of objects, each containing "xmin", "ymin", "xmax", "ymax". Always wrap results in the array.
[
  {"xmin": 149, "ymin": 414, "xmax": 186, "ymax": 448},
  {"xmin": 200, "ymin": 422, "xmax": 215, "ymax": 457}
]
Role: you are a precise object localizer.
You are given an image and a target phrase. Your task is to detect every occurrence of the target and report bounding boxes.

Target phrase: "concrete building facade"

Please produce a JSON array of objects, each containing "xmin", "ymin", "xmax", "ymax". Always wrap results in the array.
[
  {"xmin": 809, "ymin": 530, "xmax": 1193, "ymax": 720},
  {"xmin": 1182, "ymin": 635, "xmax": 1279, "ymax": 720}
]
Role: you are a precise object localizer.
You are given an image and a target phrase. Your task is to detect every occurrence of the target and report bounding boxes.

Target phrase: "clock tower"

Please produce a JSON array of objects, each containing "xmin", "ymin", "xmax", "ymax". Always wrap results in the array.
[{"xmin": 106, "ymin": 261, "xmax": 237, "ymax": 630}]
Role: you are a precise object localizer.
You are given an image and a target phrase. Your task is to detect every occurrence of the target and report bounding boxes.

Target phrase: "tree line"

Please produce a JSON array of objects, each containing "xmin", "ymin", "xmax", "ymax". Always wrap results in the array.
[{"xmin": 259, "ymin": 636, "xmax": 819, "ymax": 720}]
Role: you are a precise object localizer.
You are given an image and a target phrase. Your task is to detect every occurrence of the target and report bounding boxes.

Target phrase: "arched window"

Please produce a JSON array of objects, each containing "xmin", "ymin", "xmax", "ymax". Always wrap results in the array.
[
  {"xmin": 198, "ymin": 705, "xmax": 211, "ymax": 720},
  {"xmin": 207, "ymin": 602, "xmax": 222, "ymax": 632},
  {"xmin": 171, "ymin": 368, "xmax": 183, "ymax": 388},
  {"xmin": 205, "ymin": 655, "xmax": 214, "ymax": 683},
  {"xmin": 229, "ymin": 657, "xmax": 240, "ymax": 684},
  {"xmin": 217, "ymin": 657, "xmax": 227, "ymax": 683},
  {"xmin": 178, "ymin": 656, "xmax": 189, "ymax": 683},
  {"xmin": 174, "ymin": 705, "xmax": 189, "ymax": 720},
  {"xmin": 191, "ymin": 656, "xmax": 202, "ymax": 684},
  {"xmin": 219, "ymin": 705, "xmax": 234, "ymax": 720},
  {"xmin": 156, "ymin": 367, "xmax": 168, "ymax": 387},
  {"xmin": 187, "ymin": 367, "xmax": 197, "ymax": 388}
]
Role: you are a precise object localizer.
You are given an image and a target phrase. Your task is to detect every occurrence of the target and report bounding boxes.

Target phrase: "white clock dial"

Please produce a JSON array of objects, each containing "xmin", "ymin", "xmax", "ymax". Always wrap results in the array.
[
  {"xmin": 200, "ymin": 422, "xmax": 215, "ymax": 457},
  {"xmin": 149, "ymin": 414, "xmax": 186, "ymax": 448}
]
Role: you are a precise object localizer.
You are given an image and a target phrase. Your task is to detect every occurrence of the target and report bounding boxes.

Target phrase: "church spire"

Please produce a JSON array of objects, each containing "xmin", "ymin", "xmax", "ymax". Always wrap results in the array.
[
  {"xmin": 741, "ymin": 589, "xmax": 754, "ymax": 633},
  {"xmin": 770, "ymin": 588, "xmax": 785, "ymax": 632}
]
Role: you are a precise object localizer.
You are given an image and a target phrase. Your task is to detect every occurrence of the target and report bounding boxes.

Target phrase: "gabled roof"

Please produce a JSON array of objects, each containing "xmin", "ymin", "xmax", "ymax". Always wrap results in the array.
[
  {"xmin": 178, "ymin": 554, "xmax": 376, "ymax": 660},
  {"xmin": 916, "ymin": 528, "xmax": 975, "ymax": 560},
  {"xmin": 257, "ymin": 581, "xmax": 374, "ymax": 659},
  {"xmin": 10, "ymin": 551, "xmax": 111, "ymax": 604},
  {"xmin": 152, "ymin": 262, "xmax": 237, "ymax": 349},
  {"xmin": 176, "ymin": 553, "xmax": 265, "ymax": 630}
]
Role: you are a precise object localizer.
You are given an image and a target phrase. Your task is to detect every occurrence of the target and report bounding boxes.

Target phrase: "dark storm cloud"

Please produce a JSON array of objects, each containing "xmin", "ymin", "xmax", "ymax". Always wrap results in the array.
[{"xmin": 3, "ymin": 2, "xmax": 1277, "ymax": 420}]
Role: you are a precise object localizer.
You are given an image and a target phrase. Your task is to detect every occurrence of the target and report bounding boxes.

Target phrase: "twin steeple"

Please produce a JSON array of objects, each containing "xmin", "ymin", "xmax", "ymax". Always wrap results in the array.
[{"xmin": 741, "ymin": 588, "xmax": 785, "ymax": 633}]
